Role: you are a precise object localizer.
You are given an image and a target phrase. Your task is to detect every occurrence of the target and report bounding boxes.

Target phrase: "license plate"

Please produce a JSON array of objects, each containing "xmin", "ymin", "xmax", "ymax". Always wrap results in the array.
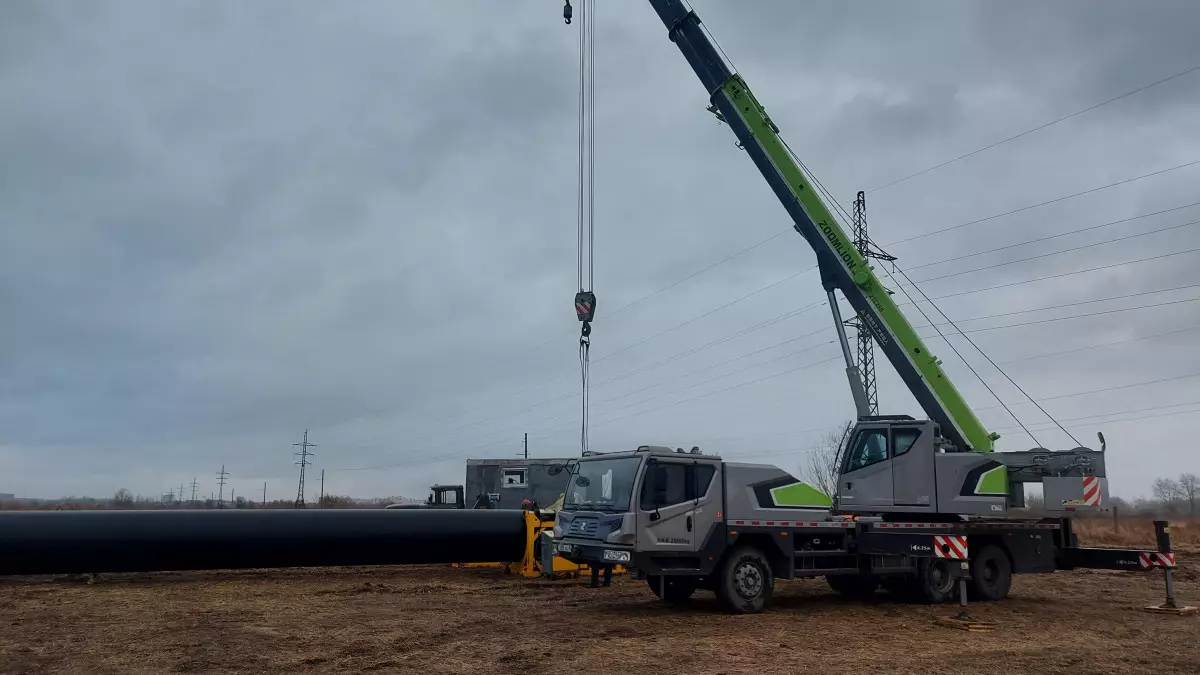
[{"xmin": 602, "ymin": 549, "xmax": 631, "ymax": 563}]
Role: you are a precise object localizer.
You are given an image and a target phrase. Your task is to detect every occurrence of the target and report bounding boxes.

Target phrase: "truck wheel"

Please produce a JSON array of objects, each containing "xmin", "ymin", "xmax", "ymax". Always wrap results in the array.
[
  {"xmin": 645, "ymin": 575, "xmax": 697, "ymax": 604},
  {"xmin": 825, "ymin": 574, "xmax": 879, "ymax": 600},
  {"xmin": 968, "ymin": 544, "xmax": 1012, "ymax": 601},
  {"xmin": 912, "ymin": 558, "xmax": 956, "ymax": 604},
  {"xmin": 715, "ymin": 546, "xmax": 773, "ymax": 614}
]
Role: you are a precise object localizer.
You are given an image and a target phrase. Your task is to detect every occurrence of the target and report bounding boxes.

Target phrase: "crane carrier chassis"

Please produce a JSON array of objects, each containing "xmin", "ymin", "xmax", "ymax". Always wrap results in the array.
[{"xmin": 553, "ymin": 447, "xmax": 1182, "ymax": 614}]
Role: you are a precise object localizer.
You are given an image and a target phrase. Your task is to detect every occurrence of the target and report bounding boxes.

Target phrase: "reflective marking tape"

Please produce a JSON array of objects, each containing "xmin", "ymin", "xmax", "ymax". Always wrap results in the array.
[
  {"xmin": 1138, "ymin": 551, "xmax": 1176, "ymax": 569},
  {"xmin": 873, "ymin": 522, "xmax": 1059, "ymax": 530},
  {"xmin": 1083, "ymin": 476, "xmax": 1101, "ymax": 506},
  {"xmin": 934, "ymin": 535, "xmax": 969, "ymax": 559}
]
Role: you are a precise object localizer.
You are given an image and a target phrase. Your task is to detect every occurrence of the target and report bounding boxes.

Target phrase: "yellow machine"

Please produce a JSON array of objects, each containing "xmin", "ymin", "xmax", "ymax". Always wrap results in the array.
[{"xmin": 455, "ymin": 510, "xmax": 625, "ymax": 579}]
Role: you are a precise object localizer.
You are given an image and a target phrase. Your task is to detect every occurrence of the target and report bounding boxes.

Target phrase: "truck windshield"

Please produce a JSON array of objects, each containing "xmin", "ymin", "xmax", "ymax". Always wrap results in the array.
[{"xmin": 562, "ymin": 457, "xmax": 640, "ymax": 512}]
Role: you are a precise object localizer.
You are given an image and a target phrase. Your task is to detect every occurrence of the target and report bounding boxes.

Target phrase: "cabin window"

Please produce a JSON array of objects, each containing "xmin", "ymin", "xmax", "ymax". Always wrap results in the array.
[{"xmin": 502, "ymin": 468, "xmax": 528, "ymax": 487}]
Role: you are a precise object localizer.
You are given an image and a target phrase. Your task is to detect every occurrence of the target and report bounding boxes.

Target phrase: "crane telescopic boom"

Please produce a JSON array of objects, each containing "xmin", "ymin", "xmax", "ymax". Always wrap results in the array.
[{"xmin": 644, "ymin": 0, "xmax": 996, "ymax": 453}]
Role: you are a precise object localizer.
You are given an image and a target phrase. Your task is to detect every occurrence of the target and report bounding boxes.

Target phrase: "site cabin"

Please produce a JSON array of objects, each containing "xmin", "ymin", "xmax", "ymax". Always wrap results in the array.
[
  {"xmin": 465, "ymin": 458, "xmax": 574, "ymax": 511},
  {"xmin": 552, "ymin": 446, "xmax": 1179, "ymax": 614}
]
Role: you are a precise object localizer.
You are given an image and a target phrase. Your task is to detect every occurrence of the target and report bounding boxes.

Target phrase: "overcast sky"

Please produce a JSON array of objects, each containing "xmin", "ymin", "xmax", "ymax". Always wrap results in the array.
[{"xmin": 2, "ymin": 0, "xmax": 1199, "ymax": 502}]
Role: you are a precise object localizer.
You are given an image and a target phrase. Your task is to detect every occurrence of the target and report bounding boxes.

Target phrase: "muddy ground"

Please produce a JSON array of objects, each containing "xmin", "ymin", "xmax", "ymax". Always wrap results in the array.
[{"xmin": 0, "ymin": 557, "xmax": 1197, "ymax": 675}]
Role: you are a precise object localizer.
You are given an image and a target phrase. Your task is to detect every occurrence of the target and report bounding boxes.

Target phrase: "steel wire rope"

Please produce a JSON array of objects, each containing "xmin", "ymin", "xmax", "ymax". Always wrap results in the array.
[{"xmin": 787, "ymin": 142, "xmax": 1045, "ymax": 445}]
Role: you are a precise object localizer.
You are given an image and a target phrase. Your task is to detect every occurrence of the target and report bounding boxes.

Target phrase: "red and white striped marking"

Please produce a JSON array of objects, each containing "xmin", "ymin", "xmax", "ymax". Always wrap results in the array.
[
  {"xmin": 1082, "ymin": 476, "xmax": 1102, "ymax": 506},
  {"xmin": 1138, "ymin": 551, "xmax": 1176, "ymax": 569},
  {"xmin": 933, "ymin": 535, "xmax": 968, "ymax": 559}
]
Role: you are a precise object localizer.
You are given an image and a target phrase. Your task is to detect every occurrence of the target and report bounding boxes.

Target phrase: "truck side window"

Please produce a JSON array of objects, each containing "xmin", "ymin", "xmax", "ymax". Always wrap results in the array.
[
  {"xmin": 640, "ymin": 463, "xmax": 688, "ymax": 510},
  {"xmin": 892, "ymin": 428, "xmax": 921, "ymax": 457},
  {"xmin": 689, "ymin": 464, "xmax": 716, "ymax": 500},
  {"xmin": 845, "ymin": 429, "xmax": 888, "ymax": 472}
]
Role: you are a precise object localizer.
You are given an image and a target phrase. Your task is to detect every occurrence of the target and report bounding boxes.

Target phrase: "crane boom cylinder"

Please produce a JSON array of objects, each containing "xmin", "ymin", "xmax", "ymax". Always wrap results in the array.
[{"xmin": 646, "ymin": 0, "xmax": 994, "ymax": 453}]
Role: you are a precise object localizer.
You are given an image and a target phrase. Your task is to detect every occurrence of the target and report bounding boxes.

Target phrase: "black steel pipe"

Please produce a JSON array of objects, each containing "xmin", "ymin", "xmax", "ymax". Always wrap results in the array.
[{"xmin": 0, "ymin": 508, "xmax": 528, "ymax": 576}]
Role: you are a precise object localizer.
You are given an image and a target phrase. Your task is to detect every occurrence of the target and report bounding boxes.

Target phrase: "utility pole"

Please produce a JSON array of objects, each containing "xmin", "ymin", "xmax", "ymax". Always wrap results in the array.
[
  {"xmin": 845, "ymin": 190, "xmax": 895, "ymax": 417},
  {"xmin": 524, "ymin": 433, "xmax": 528, "ymax": 460},
  {"xmin": 293, "ymin": 430, "xmax": 316, "ymax": 508},
  {"xmin": 319, "ymin": 469, "xmax": 325, "ymax": 506},
  {"xmin": 190, "ymin": 477, "xmax": 199, "ymax": 505},
  {"xmin": 216, "ymin": 464, "xmax": 229, "ymax": 508},
  {"xmin": 179, "ymin": 483, "xmax": 186, "ymax": 506},
  {"xmin": 262, "ymin": 482, "xmax": 267, "ymax": 507}
]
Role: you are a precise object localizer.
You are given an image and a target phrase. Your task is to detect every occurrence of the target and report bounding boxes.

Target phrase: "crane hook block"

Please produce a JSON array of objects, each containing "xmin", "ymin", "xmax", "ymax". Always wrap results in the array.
[
  {"xmin": 575, "ymin": 291, "xmax": 596, "ymax": 323},
  {"xmin": 563, "ymin": 1, "xmax": 573, "ymax": 24}
]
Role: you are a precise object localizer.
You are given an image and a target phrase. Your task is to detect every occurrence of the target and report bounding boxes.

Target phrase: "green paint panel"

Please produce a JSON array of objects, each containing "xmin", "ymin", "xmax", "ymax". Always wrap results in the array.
[
  {"xmin": 716, "ymin": 75, "xmax": 996, "ymax": 453},
  {"xmin": 770, "ymin": 482, "xmax": 833, "ymax": 507},
  {"xmin": 975, "ymin": 466, "xmax": 1008, "ymax": 495}
]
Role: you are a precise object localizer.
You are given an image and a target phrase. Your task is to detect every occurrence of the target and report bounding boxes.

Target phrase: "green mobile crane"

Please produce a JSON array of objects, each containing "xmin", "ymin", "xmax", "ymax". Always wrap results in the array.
[{"xmin": 552, "ymin": 0, "xmax": 1181, "ymax": 614}]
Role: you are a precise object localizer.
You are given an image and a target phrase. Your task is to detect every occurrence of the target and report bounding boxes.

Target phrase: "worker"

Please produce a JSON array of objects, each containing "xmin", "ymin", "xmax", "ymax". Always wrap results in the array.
[{"xmin": 588, "ymin": 562, "xmax": 613, "ymax": 588}]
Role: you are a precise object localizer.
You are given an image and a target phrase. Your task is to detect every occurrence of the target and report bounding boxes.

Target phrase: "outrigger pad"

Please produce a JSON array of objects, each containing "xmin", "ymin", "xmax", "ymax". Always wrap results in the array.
[
  {"xmin": 935, "ymin": 616, "xmax": 997, "ymax": 632},
  {"xmin": 1143, "ymin": 604, "xmax": 1198, "ymax": 616}
]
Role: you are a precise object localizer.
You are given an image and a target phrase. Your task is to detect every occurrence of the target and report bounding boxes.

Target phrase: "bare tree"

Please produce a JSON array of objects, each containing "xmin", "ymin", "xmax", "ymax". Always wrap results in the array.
[
  {"xmin": 799, "ymin": 421, "xmax": 852, "ymax": 498},
  {"xmin": 111, "ymin": 488, "xmax": 135, "ymax": 508},
  {"xmin": 1179, "ymin": 473, "xmax": 1199, "ymax": 517},
  {"xmin": 1152, "ymin": 478, "xmax": 1183, "ymax": 514}
]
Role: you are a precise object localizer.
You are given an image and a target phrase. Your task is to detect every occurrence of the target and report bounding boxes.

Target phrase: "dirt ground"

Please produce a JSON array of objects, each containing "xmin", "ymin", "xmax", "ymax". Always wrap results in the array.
[{"xmin": 1, "ymin": 553, "xmax": 1197, "ymax": 675}]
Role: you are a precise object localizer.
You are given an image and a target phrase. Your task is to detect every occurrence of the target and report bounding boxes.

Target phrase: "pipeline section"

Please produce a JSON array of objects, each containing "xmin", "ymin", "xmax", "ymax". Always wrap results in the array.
[{"xmin": 0, "ymin": 508, "xmax": 528, "ymax": 576}]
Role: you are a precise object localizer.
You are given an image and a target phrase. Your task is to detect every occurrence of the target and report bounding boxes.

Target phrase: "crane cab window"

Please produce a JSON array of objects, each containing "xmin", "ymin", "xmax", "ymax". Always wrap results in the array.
[
  {"xmin": 892, "ymin": 428, "xmax": 922, "ymax": 457},
  {"xmin": 844, "ymin": 429, "xmax": 889, "ymax": 472}
]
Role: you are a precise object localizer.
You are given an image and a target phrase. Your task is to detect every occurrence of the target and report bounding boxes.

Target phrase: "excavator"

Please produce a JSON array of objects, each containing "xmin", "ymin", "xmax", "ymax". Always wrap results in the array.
[{"xmin": 551, "ymin": 0, "xmax": 1182, "ymax": 614}]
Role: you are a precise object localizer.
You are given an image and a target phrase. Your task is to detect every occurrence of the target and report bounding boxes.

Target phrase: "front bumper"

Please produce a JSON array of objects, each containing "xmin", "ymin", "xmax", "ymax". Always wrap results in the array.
[{"xmin": 553, "ymin": 537, "xmax": 634, "ymax": 567}]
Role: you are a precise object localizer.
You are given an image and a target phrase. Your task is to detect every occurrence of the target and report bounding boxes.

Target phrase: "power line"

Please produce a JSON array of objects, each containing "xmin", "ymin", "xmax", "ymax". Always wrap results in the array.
[
  {"xmin": 328, "ymin": 284, "xmax": 1196, "ymax": 471},
  {"xmin": 915, "ymin": 283, "xmax": 1200, "ymax": 329},
  {"xmin": 974, "ymin": 371, "xmax": 1200, "ymax": 412},
  {"xmin": 866, "ymin": 65, "xmax": 1200, "ymax": 195},
  {"xmin": 909, "ymin": 218, "xmax": 1200, "ymax": 285},
  {"xmin": 913, "ymin": 245, "xmax": 1200, "ymax": 303},
  {"xmin": 882, "ymin": 158, "xmax": 1200, "ymax": 247},
  {"xmin": 907, "ymin": 201, "xmax": 1200, "ymax": 272},
  {"xmin": 915, "ymin": 295, "xmax": 1200, "ymax": 335},
  {"xmin": 997, "ymin": 324, "xmax": 1200, "ymax": 365}
]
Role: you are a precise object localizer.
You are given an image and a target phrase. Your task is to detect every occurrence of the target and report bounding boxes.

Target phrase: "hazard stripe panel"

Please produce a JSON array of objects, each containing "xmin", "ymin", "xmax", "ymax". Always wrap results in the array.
[
  {"xmin": 1082, "ymin": 476, "xmax": 1101, "ymax": 506},
  {"xmin": 934, "ymin": 535, "xmax": 969, "ymax": 559},
  {"xmin": 1138, "ymin": 551, "xmax": 1176, "ymax": 569}
]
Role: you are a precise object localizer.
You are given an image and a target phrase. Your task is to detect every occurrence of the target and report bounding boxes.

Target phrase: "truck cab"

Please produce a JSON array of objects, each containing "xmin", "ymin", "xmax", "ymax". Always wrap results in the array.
[{"xmin": 552, "ymin": 446, "xmax": 723, "ymax": 571}]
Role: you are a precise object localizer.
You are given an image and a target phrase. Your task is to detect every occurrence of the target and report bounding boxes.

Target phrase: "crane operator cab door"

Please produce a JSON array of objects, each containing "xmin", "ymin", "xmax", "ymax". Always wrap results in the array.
[
  {"xmin": 636, "ymin": 457, "xmax": 719, "ymax": 555},
  {"xmin": 837, "ymin": 424, "xmax": 894, "ymax": 511}
]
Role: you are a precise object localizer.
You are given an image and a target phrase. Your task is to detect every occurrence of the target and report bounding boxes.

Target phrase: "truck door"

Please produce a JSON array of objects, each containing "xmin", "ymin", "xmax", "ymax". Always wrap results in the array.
[
  {"xmin": 890, "ymin": 425, "xmax": 935, "ymax": 508},
  {"xmin": 689, "ymin": 462, "xmax": 720, "ymax": 552},
  {"xmin": 636, "ymin": 458, "xmax": 695, "ymax": 552},
  {"xmin": 838, "ymin": 426, "xmax": 894, "ymax": 509}
]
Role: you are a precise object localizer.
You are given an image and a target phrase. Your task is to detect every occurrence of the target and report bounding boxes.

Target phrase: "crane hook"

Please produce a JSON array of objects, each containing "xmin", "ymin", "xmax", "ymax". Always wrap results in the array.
[{"xmin": 563, "ymin": 0, "xmax": 573, "ymax": 24}]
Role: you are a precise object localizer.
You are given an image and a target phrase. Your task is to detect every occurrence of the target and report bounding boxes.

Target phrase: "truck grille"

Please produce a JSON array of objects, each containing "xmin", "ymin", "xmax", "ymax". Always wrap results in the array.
[{"xmin": 568, "ymin": 518, "xmax": 599, "ymax": 537}]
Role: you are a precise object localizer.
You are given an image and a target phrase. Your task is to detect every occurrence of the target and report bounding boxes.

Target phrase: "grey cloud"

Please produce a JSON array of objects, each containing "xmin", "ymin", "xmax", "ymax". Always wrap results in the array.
[{"xmin": 1, "ymin": 0, "xmax": 1197, "ymax": 501}]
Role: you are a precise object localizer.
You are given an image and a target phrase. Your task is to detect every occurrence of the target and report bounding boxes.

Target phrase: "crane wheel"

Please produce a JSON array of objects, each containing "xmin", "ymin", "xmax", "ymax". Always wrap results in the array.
[
  {"xmin": 968, "ymin": 544, "xmax": 1012, "ymax": 601},
  {"xmin": 912, "ymin": 558, "xmax": 957, "ymax": 604},
  {"xmin": 714, "ymin": 546, "xmax": 773, "ymax": 614},
  {"xmin": 645, "ymin": 575, "xmax": 697, "ymax": 604}
]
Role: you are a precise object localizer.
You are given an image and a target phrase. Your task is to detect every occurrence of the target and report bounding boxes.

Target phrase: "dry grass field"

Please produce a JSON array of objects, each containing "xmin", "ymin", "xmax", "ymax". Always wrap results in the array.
[{"xmin": 1, "ymin": 529, "xmax": 1197, "ymax": 675}]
